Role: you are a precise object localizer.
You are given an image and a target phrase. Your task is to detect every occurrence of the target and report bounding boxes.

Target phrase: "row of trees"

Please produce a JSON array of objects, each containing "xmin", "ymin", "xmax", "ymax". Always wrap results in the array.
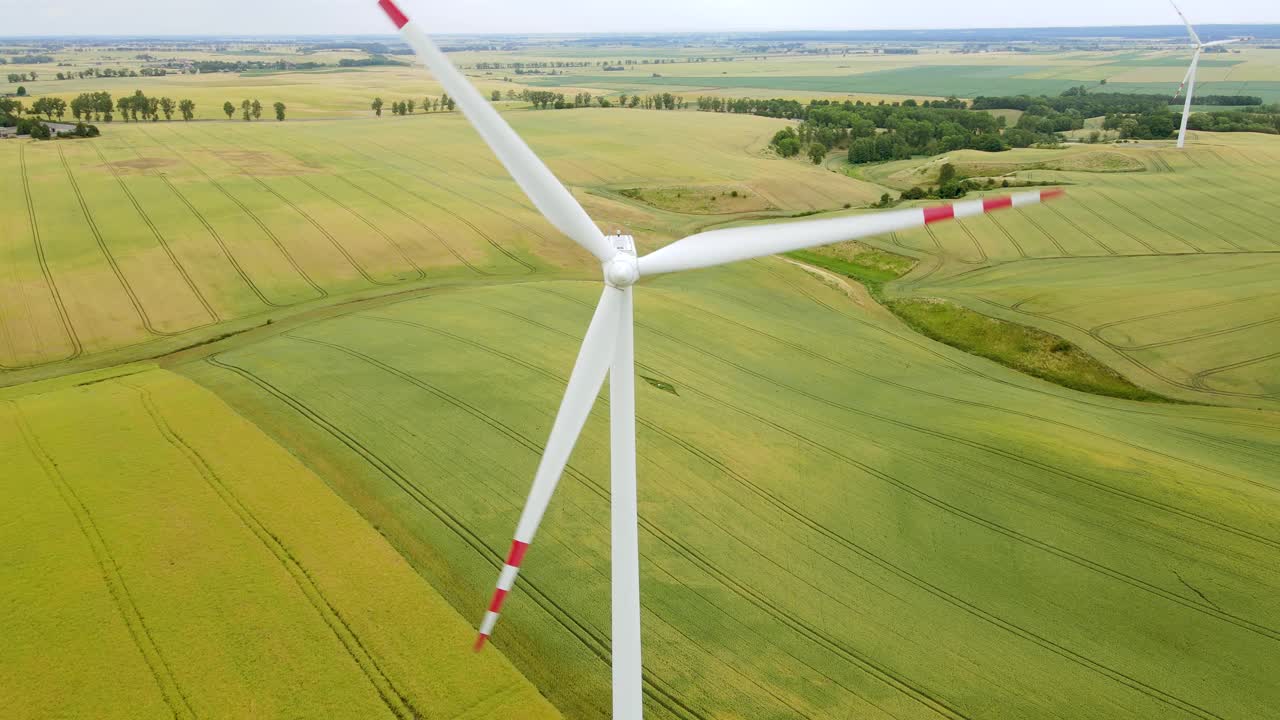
[
  {"xmin": 7, "ymin": 72, "xmax": 38, "ymax": 83},
  {"xmin": 1186, "ymin": 107, "xmax": 1280, "ymax": 134},
  {"xmin": 222, "ymin": 99, "xmax": 287, "ymax": 121},
  {"xmin": 696, "ymin": 95, "xmax": 968, "ymax": 118},
  {"xmin": 372, "ymin": 93, "xmax": 455, "ymax": 116}
]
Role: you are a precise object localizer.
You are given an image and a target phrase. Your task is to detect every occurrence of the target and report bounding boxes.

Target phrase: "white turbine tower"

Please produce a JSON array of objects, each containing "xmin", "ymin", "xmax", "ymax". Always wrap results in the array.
[
  {"xmin": 1169, "ymin": 0, "xmax": 1247, "ymax": 148},
  {"xmin": 377, "ymin": 1, "xmax": 1064, "ymax": 716}
]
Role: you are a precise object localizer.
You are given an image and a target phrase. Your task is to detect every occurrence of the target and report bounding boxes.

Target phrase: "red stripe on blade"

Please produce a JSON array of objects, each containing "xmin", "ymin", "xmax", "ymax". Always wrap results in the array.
[
  {"xmin": 474, "ymin": 633, "xmax": 488, "ymax": 652},
  {"xmin": 923, "ymin": 205, "xmax": 955, "ymax": 224},
  {"xmin": 982, "ymin": 195, "xmax": 1014, "ymax": 212},
  {"xmin": 506, "ymin": 540, "xmax": 530, "ymax": 568},
  {"xmin": 378, "ymin": 0, "xmax": 409, "ymax": 29},
  {"xmin": 488, "ymin": 589, "xmax": 509, "ymax": 614},
  {"xmin": 1040, "ymin": 188, "xmax": 1066, "ymax": 201}
]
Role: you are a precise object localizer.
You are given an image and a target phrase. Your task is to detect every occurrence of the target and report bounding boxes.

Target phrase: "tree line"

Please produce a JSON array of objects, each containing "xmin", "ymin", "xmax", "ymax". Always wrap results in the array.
[
  {"xmin": 2, "ymin": 97, "xmax": 97, "ymax": 140},
  {"xmin": 760, "ymin": 99, "xmax": 1008, "ymax": 165},
  {"xmin": 4, "ymin": 90, "xmax": 288, "ymax": 123},
  {"xmin": 372, "ymin": 94, "xmax": 455, "ymax": 116}
]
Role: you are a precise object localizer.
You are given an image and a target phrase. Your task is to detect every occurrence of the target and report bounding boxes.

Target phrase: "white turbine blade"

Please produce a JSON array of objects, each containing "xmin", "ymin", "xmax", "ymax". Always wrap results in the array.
[
  {"xmin": 1201, "ymin": 38, "xmax": 1243, "ymax": 47},
  {"xmin": 1174, "ymin": 60, "xmax": 1193, "ymax": 98},
  {"xmin": 1178, "ymin": 50, "xmax": 1202, "ymax": 149},
  {"xmin": 378, "ymin": 0, "xmax": 613, "ymax": 262},
  {"xmin": 475, "ymin": 286, "xmax": 623, "ymax": 650},
  {"xmin": 610, "ymin": 286, "xmax": 643, "ymax": 720},
  {"xmin": 637, "ymin": 190, "xmax": 1065, "ymax": 278},
  {"xmin": 1169, "ymin": 0, "xmax": 1201, "ymax": 45}
]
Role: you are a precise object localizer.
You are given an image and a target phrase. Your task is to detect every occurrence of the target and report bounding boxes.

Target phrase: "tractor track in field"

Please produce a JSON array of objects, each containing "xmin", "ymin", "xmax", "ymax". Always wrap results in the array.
[
  {"xmin": 10, "ymin": 403, "xmax": 195, "ymax": 720},
  {"xmin": 532, "ymin": 287, "xmax": 1280, "ymax": 616},
  {"xmin": 1091, "ymin": 291, "xmax": 1280, "ymax": 334},
  {"xmin": 91, "ymin": 144, "xmax": 221, "ymax": 323},
  {"xmin": 985, "ymin": 213, "xmax": 1030, "ymax": 258},
  {"xmin": 155, "ymin": 175, "xmax": 282, "ymax": 307},
  {"xmin": 113, "ymin": 132, "xmax": 311, "ymax": 308},
  {"xmin": 975, "ymin": 297, "xmax": 1277, "ymax": 405},
  {"xmin": 7, "ymin": 144, "xmax": 82, "ymax": 366},
  {"xmin": 57, "ymin": 146, "xmax": 176, "ymax": 338},
  {"xmin": 1192, "ymin": 350, "xmax": 1280, "ymax": 393},
  {"xmin": 226, "ymin": 165, "xmax": 397, "ymax": 288},
  {"xmin": 367, "ymin": 309, "xmax": 1247, "ymax": 720},
  {"xmin": 276, "ymin": 332, "xmax": 959, "ymax": 720},
  {"xmin": 137, "ymin": 127, "xmax": 327, "ymax": 300},
  {"xmin": 1122, "ymin": 182, "xmax": 1249, "ymax": 252},
  {"xmin": 331, "ymin": 174, "xmax": 486, "ymax": 275},
  {"xmin": 1045, "ymin": 204, "xmax": 1115, "ymax": 255},
  {"xmin": 1107, "ymin": 316, "xmax": 1280, "ymax": 352},
  {"xmin": 1071, "ymin": 194, "xmax": 1161, "ymax": 255},
  {"xmin": 1093, "ymin": 189, "xmax": 1202, "ymax": 254},
  {"xmin": 291, "ymin": 175, "xmax": 427, "ymax": 281},
  {"xmin": 955, "ymin": 220, "xmax": 990, "ymax": 263},
  {"xmin": 1015, "ymin": 208, "xmax": 1070, "ymax": 257},
  {"xmin": 1149, "ymin": 176, "xmax": 1280, "ymax": 248},
  {"xmin": 243, "ymin": 133, "xmax": 446, "ymax": 280},
  {"xmin": 128, "ymin": 383, "xmax": 422, "ymax": 720},
  {"xmin": 203, "ymin": 356, "xmax": 714, "ymax": 720},
  {"xmin": 925, "ymin": 227, "xmax": 983, "ymax": 265},
  {"xmin": 355, "ymin": 138, "xmax": 540, "ymax": 273}
]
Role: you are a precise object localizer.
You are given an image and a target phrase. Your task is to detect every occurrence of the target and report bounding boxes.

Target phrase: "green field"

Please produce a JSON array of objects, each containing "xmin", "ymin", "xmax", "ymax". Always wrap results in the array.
[
  {"xmin": 0, "ymin": 367, "xmax": 558, "ymax": 719},
  {"xmin": 4, "ymin": 35, "xmax": 1280, "ymax": 720},
  {"xmin": 180, "ymin": 264, "xmax": 1280, "ymax": 719}
]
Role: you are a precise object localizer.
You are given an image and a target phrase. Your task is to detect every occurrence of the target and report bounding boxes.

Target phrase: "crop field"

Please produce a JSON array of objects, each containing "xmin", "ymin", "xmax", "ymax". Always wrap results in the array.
[
  {"xmin": 183, "ymin": 262, "xmax": 1280, "ymax": 720},
  {"xmin": 870, "ymin": 133, "xmax": 1280, "ymax": 407},
  {"xmin": 0, "ymin": 367, "xmax": 557, "ymax": 719},
  {"xmin": 0, "ymin": 110, "xmax": 870, "ymax": 379}
]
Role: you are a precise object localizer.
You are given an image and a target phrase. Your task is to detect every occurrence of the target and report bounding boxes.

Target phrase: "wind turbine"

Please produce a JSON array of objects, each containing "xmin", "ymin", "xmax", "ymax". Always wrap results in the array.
[
  {"xmin": 376, "ymin": 1, "xmax": 1063, "ymax": 716},
  {"xmin": 1169, "ymin": 0, "xmax": 1248, "ymax": 148}
]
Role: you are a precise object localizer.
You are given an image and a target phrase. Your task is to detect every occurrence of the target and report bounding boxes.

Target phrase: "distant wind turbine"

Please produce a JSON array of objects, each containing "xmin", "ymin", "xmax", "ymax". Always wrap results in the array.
[
  {"xmin": 1169, "ymin": 0, "xmax": 1249, "ymax": 148},
  {"xmin": 377, "ymin": 1, "xmax": 1064, "ymax": 716}
]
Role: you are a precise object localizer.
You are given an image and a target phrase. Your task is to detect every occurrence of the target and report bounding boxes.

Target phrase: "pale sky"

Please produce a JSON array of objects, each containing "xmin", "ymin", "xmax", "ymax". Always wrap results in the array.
[{"xmin": 2, "ymin": 0, "xmax": 1276, "ymax": 37}]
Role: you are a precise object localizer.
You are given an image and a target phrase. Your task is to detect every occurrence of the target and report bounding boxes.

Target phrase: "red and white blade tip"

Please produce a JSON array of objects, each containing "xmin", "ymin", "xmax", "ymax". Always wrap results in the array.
[
  {"xmin": 921, "ymin": 188, "xmax": 1064, "ymax": 225},
  {"xmin": 378, "ymin": 0, "xmax": 409, "ymax": 29},
  {"xmin": 474, "ymin": 539, "xmax": 531, "ymax": 651}
]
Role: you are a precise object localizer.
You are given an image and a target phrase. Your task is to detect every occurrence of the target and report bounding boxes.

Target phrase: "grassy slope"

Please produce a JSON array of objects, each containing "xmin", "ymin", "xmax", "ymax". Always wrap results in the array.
[
  {"xmin": 875, "ymin": 134, "xmax": 1280, "ymax": 408},
  {"xmin": 0, "ymin": 368, "xmax": 558, "ymax": 720},
  {"xmin": 888, "ymin": 297, "xmax": 1173, "ymax": 402},
  {"xmin": 183, "ymin": 262, "xmax": 1280, "ymax": 720}
]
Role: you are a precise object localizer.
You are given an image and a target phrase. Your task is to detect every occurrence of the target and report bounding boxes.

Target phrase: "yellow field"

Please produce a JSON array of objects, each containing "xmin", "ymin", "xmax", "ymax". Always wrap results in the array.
[{"xmin": 0, "ymin": 367, "xmax": 558, "ymax": 719}]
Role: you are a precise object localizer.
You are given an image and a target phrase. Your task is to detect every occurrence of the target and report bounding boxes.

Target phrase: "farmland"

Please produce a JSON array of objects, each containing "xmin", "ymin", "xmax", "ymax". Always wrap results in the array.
[
  {"xmin": 3, "ymin": 29, "xmax": 1280, "ymax": 720},
  {"xmin": 0, "ymin": 367, "xmax": 558, "ymax": 719},
  {"xmin": 183, "ymin": 264, "xmax": 1280, "ymax": 719}
]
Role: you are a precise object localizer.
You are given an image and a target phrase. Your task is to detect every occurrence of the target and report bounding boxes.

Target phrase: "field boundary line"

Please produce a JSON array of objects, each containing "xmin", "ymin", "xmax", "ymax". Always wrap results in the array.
[
  {"xmin": 9, "ymin": 401, "xmax": 195, "ymax": 720},
  {"xmin": 125, "ymin": 382, "xmax": 419, "ymax": 720}
]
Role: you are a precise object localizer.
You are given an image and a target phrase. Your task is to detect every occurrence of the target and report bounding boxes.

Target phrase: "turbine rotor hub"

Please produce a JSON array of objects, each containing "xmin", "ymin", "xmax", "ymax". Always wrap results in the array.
[{"xmin": 604, "ymin": 253, "xmax": 639, "ymax": 288}]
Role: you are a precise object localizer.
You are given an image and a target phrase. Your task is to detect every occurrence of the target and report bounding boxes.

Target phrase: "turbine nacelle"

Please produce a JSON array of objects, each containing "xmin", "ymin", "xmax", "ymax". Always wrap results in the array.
[{"xmin": 604, "ymin": 243, "xmax": 639, "ymax": 288}]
